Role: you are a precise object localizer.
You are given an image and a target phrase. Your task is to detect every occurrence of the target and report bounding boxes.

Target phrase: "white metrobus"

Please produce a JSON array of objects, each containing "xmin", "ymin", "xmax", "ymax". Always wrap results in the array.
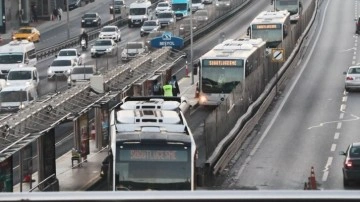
[
  {"xmin": 106, "ymin": 96, "xmax": 197, "ymax": 191},
  {"xmin": 273, "ymin": 0, "xmax": 302, "ymax": 23},
  {"xmin": 198, "ymin": 38, "xmax": 266, "ymax": 106},
  {"xmin": 248, "ymin": 10, "xmax": 290, "ymax": 49}
]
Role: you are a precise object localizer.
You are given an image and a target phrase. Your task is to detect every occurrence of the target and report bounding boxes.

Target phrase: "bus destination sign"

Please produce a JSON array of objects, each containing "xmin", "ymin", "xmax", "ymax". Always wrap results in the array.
[
  {"xmin": 252, "ymin": 24, "xmax": 281, "ymax": 29},
  {"xmin": 120, "ymin": 149, "xmax": 188, "ymax": 162},
  {"xmin": 203, "ymin": 59, "xmax": 243, "ymax": 67}
]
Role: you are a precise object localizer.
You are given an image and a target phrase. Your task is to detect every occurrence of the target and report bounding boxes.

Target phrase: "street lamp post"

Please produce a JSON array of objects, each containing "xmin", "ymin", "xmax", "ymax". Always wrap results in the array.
[
  {"xmin": 113, "ymin": 0, "xmax": 116, "ymax": 19},
  {"xmin": 189, "ymin": 0, "xmax": 194, "ymax": 85},
  {"xmin": 66, "ymin": 0, "xmax": 70, "ymax": 39}
]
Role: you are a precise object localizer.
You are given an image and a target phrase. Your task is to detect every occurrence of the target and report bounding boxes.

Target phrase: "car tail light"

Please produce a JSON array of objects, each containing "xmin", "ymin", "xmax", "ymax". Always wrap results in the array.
[
  {"xmin": 346, "ymin": 76, "xmax": 354, "ymax": 80},
  {"xmin": 345, "ymin": 158, "xmax": 353, "ymax": 169}
]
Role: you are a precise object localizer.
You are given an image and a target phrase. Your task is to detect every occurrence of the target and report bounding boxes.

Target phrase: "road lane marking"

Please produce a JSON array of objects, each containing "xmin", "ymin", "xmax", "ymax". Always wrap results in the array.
[
  {"xmin": 342, "ymin": 96, "xmax": 347, "ymax": 102},
  {"xmin": 336, "ymin": 122, "xmax": 342, "ymax": 129},
  {"xmin": 334, "ymin": 132, "xmax": 340, "ymax": 139},
  {"xmin": 331, "ymin": 144, "xmax": 336, "ymax": 152},
  {"xmin": 340, "ymin": 104, "xmax": 346, "ymax": 112},
  {"xmin": 339, "ymin": 113, "xmax": 344, "ymax": 120},
  {"xmin": 322, "ymin": 157, "xmax": 333, "ymax": 182}
]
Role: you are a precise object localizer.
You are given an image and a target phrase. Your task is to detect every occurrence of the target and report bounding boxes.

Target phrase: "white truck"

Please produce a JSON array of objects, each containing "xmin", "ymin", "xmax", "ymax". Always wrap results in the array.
[{"xmin": 128, "ymin": 0, "xmax": 152, "ymax": 28}]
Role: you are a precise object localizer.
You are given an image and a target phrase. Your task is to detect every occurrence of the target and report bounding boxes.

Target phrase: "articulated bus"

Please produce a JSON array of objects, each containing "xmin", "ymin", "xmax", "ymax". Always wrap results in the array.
[
  {"xmin": 105, "ymin": 96, "xmax": 197, "ymax": 191},
  {"xmin": 198, "ymin": 38, "xmax": 266, "ymax": 106},
  {"xmin": 248, "ymin": 10, "xmax": 290, "ymax": 49},
  {"xmin": 273, "ymin": 0, "xmax": 302, "ymax": 23}
]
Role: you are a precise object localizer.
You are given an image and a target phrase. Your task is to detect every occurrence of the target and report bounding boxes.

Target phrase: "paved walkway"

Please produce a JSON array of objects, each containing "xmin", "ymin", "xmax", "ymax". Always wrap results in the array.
[{"xmin": 13, "ymin": 73, "xmax": 199, "ymax": 192}]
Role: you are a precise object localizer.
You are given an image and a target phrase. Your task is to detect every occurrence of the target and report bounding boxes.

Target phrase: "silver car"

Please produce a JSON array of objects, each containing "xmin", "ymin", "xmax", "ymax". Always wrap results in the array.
[
  {"xmin": 140, "ymin": 20, "xmax": 160, "ymax": 37},
  {"xmin": 90, "ymin": 39, "xmax": 117, "ymax": 58},
  {"xmin": 344, "ymin": 66, "xmax": 360, "ymax": 91}
]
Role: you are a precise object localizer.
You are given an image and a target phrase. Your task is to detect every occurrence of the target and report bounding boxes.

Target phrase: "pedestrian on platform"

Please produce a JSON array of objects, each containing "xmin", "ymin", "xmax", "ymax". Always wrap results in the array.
[
  {"xmin": 152, "ymin": 80, "xmax": 162, "ymax": 95},
  {"xmin": 163, "ymin": 80, "xmax": 173, "ymax": 97},
  {"xmin": 52, "ymin": 8, "xmax": 58, "ymax": 21},
  {"xmin": 31, "ymin": 5, "xmax": 38, "ymax": 22},
  {"xmin": 169, "ymin": 75, "xmax": 180, "ymax": 96},
  {"xmin": 58, "ymin": 7, "xmax": 63, "ymax": 21}
]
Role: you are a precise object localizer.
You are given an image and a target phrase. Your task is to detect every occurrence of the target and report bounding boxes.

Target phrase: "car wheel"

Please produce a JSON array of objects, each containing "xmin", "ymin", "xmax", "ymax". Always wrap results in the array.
[{"xmin": 345, "ymin": 87, "xmax": 351, "ymax": 92}]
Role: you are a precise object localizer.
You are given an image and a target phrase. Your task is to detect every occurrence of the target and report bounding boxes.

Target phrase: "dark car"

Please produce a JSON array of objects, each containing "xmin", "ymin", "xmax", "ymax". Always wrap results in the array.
[
  {"xmin": 340, "ymin": 142, "xmax": 360, "ymax": 187},
  {"xmin": 81, "ymin": 13, "xmax": 101, "ymax": 27},
  {"xmin": 64, "ymin": 0, "xmax": 81, "ymax": 11}
]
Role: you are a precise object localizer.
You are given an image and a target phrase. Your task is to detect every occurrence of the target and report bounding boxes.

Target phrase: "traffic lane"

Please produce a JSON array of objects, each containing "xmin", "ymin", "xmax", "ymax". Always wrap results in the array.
[
  {"xmin": 36, "ymin": 0, "xmax": 113, "ymax": 49},
  {"xmin": 35, "ymin": 0, "xmax": 144, "ymax": 50},
  {"xmin": 331, "ymin": 93, "xmax": 360, "ymax": 190},
  {"xmin": 221, "ymin": 0, "xmax": 354, "ymax": 190},
  {"xmin": 35, "ymin": 0, "xmax": 221, "ymax": 97}
]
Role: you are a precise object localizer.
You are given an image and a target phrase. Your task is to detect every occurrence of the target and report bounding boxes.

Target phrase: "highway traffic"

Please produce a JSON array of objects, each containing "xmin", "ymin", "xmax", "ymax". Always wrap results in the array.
[{"xmin": 3, "ymin": 0, "xmax": 360, "ymax": 194}]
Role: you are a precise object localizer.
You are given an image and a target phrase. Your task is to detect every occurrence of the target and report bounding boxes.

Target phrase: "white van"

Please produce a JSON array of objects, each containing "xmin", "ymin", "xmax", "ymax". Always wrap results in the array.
[
  {"xmin": 67, "ymin": 65, "xmax": 96, "ymax": 88},
  {"xmin": 0, "ymin": 84, "xmax": 38, "ymax": 113},
  {"xmin": 6, "ymin": 67, "xmax": 39, "ymax": 89},
  {"xmin": 0, "ymin": 40, "xmax": 37, "ymax": 76},
  {"xmin": 128, "ymin": 0, "xmax": 152, "ymax": 27}
]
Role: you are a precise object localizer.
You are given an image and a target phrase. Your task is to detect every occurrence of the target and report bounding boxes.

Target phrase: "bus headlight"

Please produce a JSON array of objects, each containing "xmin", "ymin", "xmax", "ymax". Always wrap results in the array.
[{"xmin": 199, "ymin": 95, "xmax": 207, "ymax": 104}]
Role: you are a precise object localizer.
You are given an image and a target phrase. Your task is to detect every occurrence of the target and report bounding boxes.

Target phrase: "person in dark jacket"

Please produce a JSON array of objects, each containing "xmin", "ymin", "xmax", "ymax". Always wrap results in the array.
[
  {"xmin": 80, "ymin": 31, "xmax": 89, "ymax": 48},
  {"xmin": 169, "ymin": 75, "xmax": 180, "ymax": 96},
  {"xmin": 152, "ymin": 80, "xmax": 162, "ymax": 95}
]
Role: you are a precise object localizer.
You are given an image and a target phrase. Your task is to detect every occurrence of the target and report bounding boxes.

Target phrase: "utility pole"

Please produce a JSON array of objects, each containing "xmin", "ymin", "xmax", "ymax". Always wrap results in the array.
[
  {"xmin": 189, "ymin": 0, "xmax": 194, "ymax": 85},
  {"xmin": 66, "ymin": 0, "xmax": 70, "ymax": 39},
  {"xmin": 113, "ymin": 0, "xmax": 116, "ymax": 19}
]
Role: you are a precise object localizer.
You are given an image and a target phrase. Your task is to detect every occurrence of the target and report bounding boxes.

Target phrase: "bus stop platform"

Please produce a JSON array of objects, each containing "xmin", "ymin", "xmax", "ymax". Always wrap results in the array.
[{"xmin": 13, "ymin": 73, "xmax": 200, "ymax": 192}]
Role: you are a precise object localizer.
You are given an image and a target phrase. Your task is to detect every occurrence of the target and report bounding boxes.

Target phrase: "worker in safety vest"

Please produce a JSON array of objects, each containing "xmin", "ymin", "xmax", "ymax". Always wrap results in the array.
[{"xmin": 163, "ymin": 81, "xmax": 173, "ymax": 96}]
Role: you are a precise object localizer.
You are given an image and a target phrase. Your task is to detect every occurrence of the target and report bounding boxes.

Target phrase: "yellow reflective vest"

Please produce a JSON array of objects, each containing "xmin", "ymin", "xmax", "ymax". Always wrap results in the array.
[{"xmin": 163, "ymin": 84, "xmax": 173, "ymax": 96}]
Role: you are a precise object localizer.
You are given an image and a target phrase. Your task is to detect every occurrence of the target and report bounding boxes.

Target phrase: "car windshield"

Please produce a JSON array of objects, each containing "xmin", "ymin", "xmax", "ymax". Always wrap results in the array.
[
  {"xmin": 143, "ymin": 21, "xmax": 157, "ymax": 26},
  {"xmin": 115, "ymin": 1, "xmax": 124, "ymax": 5},
  {"xmin": 51, "ymin": 60, "xmax": 71, "ymax": 66},
  {"xmin": 126, "ymin": 43, "xmax": 143, "ymax": 49},
  {"xmin": 101, "ymin": 27, "xmax": 116, "ymax": 32},
  {"xmin": 17, "ymin": 29, "xmax": 32, "ymax": 34},
  {"xmin": 58, "ymin": 50, "xmax": 76, "ymax": 57},
  {"xmin": 349, "ymin": 67, "xmax": 360, "ymax": 74},
  {"xmin": 0, "ymin": 91, "xmax": 27, "ymax": 102},
  {"xmin": 158, "ymin": 3, "xmax": 169, "ymax": 7},
  {"xmin": 192, "ymin": 0, "xmax": 202, "ymax": 3},
  {"xmin": 7, "ymin": 71, "xmax": 31, "ymax": 80},
  {"xmin": 72, "ymin": 67, "xmax": 94, "ymax": 74},
  {"xmin": 83, "ymin": 13, "xmax": 96, "ymax": 18},
  {"xmin": 129, "ymin": 8, "xmax": 146, "ymax": 15},
  {"xmin": 350, "ymin": 146, "xmax": 360, "ymax": 158},
  {"xmin": 0, "ymin": 53, "xmax": 23, "ymax": 64},
  {"xmin": 95, "ymin": 40, "xmax": 112, "ymax": 46},
  {"xmin": 172, "ymin": 3, "xmax": 187, "ymax": 10},
  {"xmin": 158, "ymin": 12, "xmax": 173, "ymax": 18}
]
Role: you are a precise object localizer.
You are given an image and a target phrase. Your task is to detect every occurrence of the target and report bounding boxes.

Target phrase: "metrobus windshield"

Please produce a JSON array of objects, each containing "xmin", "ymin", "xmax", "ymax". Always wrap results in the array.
[
  {"xmin": 275, "ymin": 0, "xmax": 299, "ymax": 15},
  {"xmin": 251, "ymin": 24, "xmax": 283, "ymax": 48},
  {"xmin": 201, "ymin": 59, "xmax": 244, "ymax": 94},
  {"xmin": 115, "ymin": 143, "xmax": 192, "ymax": 190}
]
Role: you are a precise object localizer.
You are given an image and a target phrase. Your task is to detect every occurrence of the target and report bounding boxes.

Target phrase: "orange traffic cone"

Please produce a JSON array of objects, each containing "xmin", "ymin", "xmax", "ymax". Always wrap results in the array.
[{"xmin": 310, "ymin": 166, "xmax": 317, "ymax": 189}]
